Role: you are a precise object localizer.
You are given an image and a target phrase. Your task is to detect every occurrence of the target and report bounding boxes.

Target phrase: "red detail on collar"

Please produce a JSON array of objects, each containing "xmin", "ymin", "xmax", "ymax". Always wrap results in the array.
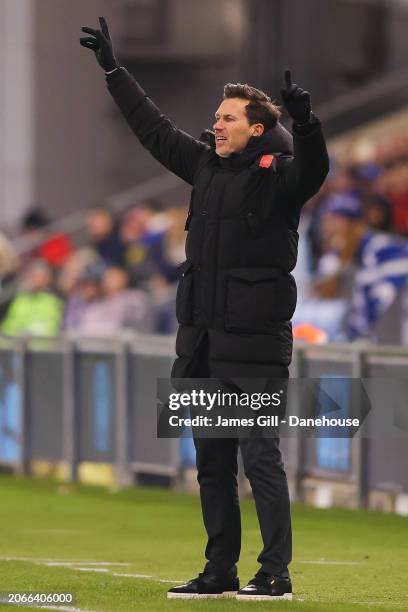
[{"xmin": 259, "ymin": 154, "xmax": 274, "ymax": 168}]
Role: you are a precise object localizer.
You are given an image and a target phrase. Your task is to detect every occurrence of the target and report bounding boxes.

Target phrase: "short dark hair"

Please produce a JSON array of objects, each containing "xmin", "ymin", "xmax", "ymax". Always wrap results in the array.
[
  {"xmin": 223, "ymin": 83, "xmax": 281, "ymax": 132},
  {"xmin": 22, "ymin": 206, "xmax": 50, "ymax": 230}
]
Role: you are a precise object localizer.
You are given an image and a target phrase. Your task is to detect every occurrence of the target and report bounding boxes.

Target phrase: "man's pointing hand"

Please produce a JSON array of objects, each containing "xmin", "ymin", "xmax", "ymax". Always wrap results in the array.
[
  {"xmin": 80, "ymin": 17, "xmax": 118, "ymax": 73},
  {"xmin": 280, "ymin": 69, "xmax": 312, "ymax": 124}
]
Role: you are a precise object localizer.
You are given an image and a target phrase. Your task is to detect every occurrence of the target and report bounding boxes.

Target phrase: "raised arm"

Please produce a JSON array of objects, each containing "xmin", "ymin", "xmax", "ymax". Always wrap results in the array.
[
  {"xmin": 278, "ymin": 69, "xmax": 330, "ymax": 206},
  {"xmin": 80, "ymin": 17, "xmax": 208, "ymax": 185}
]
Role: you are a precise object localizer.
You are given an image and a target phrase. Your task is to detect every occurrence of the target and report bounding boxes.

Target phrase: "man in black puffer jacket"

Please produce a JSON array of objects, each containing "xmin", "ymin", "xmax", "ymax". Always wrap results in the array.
[{"xmin": 81, "ymin": 17, "xmax": 329, "ymax": 602}]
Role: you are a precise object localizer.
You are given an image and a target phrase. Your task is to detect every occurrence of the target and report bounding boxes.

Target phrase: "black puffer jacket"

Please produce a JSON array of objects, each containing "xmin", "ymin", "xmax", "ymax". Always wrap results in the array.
[{"xmin": 107, "ymin": 68, "xmax": 329, "ymax": 378}]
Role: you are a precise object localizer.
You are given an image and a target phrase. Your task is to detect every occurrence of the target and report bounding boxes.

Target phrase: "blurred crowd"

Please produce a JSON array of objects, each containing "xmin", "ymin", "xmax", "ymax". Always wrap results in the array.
[
  {"xmin": 0, "ymin": 201, "xmax": 186, "ymax": 338},
  {"xmin": 0, "ymin": 131, "xmax": 408, "ymax": 343},
  {"xmin": 293, "ymin": 131, "xmax": 408, "ymax": 343}
]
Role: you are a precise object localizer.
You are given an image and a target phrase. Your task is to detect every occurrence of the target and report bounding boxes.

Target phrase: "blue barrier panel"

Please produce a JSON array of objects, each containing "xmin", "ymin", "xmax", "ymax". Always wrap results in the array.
[
  {"xmin": 316, "ymin": 377, "xmax": 351, "ymax": 472},
  {"xmin": 298, "ymin": 355, "xmax": 354, "ymax": 478},
  {"xmin": 76, "ymin": 354, "xmax": 115, "ymax": 462},
  {"xmin": 93, "ymin": 361, "xmax": 112, "ymax": 455},
  {"xmin": 0, "ymin": 352, "xmax": 21, "ymax": 465},
  {"xmin": 180, "ymin": 431, "xmax": 196, "ymax": 467}
]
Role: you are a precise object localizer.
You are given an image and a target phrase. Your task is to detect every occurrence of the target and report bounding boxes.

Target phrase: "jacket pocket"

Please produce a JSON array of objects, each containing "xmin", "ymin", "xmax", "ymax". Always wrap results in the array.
[
  {"xmin": 176, "ymin": 260, "xmax": 194, "ymax": 325},
  {"xmin": 225, "ymin": 268, "xmax": 297, "ymax": 333}
]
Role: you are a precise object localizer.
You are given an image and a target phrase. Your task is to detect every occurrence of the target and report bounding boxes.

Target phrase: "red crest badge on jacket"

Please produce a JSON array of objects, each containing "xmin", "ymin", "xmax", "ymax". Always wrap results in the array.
[{"xmin": 259, "ymin": 154, "xmax": 275, "ymax": 168}]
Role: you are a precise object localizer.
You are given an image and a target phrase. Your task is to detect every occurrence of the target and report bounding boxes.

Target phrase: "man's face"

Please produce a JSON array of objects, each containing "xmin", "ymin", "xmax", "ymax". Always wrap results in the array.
[
  {"xmin": 320, "ymin": 213, "xmax": 352, "ymax": 252},
  {"xmin": 86, "ymin": 210, "xmax": 114, "ymax": 240},
  {"xmin": 213, "ymin": 98, "xmax": 264, "ymax": 158},
  {"xmin": 24, "ymin": 264, "xmax": 52, "ymax": 292}
]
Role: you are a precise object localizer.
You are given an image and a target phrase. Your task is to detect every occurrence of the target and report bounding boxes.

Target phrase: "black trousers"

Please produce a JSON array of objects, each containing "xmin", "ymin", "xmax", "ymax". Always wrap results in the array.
[{"xmin": 187, "ymin": 331, "xmax": 292, "ymax": 578}]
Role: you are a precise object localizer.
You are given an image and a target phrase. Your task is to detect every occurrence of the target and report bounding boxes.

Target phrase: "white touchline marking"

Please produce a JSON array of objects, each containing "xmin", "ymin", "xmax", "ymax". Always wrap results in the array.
[
  {"xmin": 77, "ymin": 568, "xmax": 184, "ymax": 583},
  {"xmin": 77, "ymin": 568, "xmax": 110, "ymax": 573},
  {"xmin": 299, "ymin": 560, "xmax": 362, "ymax": 565},
  {"xmin": 110, "ymin": 571, "xmax": 183, "ymax": 583},
  {"xmin": 0, "ymin": 555, "xmax": 184, "ymax": 584},
  {"xmin": 111, "ymin": 572, "xmax": 152, "ymax": 579}
]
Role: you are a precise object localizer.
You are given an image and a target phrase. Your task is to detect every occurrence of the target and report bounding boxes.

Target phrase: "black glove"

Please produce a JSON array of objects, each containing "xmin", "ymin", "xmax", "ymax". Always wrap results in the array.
[
  {"xmin": 80, "ymin": 17, "xmax": 118, "ymax": 72},
  {"xmin": 280, "ymin": 69, "xmax": 312, "ymax": 124}
]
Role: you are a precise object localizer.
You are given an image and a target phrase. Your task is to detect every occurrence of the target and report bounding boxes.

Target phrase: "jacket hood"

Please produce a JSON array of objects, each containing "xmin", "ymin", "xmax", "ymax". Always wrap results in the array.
[
  {"xmin": 247, "ymin": 121, "xmax": 293, "ymax": 156},
  {"xmin": 200, "ymin": 121, "xmax": 293, "ymax": 168}
]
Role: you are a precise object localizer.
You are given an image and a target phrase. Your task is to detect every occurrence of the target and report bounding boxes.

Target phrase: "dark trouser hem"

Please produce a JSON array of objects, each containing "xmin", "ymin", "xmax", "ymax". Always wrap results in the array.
[
  {"xmin": 204, "ymin": 561, "xmax": 238, "ymax": 578},
  {"xmin": 255, "ymin": 568, "xmax": 290, "ymax": 579}
]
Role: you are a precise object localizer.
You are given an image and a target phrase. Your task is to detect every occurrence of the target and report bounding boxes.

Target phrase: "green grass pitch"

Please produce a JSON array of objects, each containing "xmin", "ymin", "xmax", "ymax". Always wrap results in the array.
[{"xmin": 0, "ymin": 474, "xmax": 407, "ymax": 611}]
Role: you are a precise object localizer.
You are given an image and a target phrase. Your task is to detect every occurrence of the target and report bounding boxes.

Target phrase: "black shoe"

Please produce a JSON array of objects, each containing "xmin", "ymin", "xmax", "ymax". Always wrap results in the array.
[
  {"xmin": 167, "ymin": 571, "xmax": 239, "ymax": 599},
  {"xmin": 236, "ymin": 575, "xmax": 292, "ymax": 601}
]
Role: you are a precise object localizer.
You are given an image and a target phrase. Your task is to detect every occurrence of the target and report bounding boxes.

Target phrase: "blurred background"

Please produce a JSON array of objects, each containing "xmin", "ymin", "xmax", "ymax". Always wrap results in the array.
[{"xmin": 0, "ymin": 0, "xmax": 408, "ymax": 513}]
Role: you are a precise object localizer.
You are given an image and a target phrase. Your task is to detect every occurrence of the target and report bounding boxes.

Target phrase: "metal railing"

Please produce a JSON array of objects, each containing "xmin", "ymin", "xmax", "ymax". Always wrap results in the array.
[{"xmin": 0, "ymin": 333, "xmax": 407, "ymax": 511}]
